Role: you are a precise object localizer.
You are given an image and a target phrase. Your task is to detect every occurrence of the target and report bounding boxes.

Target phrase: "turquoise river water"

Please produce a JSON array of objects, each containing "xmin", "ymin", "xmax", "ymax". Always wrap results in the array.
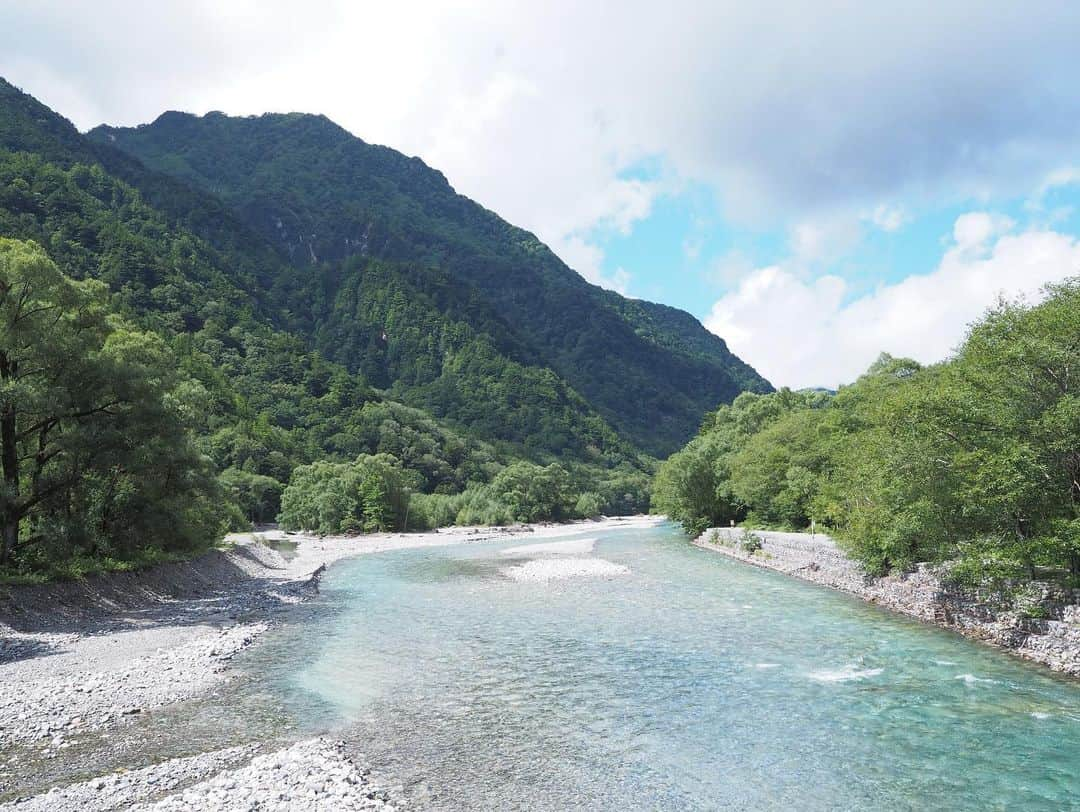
[{"xmin": 243, "ymin": 521, "xmax": 1080, "ymax": 810}]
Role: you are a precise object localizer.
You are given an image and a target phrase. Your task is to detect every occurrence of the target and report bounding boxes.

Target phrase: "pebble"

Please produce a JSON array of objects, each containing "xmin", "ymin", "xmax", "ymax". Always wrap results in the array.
[
  {"xmin": 2, "ymin": 744, "xmax": 262, "ymax": 811},
  {"xmin": 130, "ymin": 739, "xmax": 397, "ymax": 812}
]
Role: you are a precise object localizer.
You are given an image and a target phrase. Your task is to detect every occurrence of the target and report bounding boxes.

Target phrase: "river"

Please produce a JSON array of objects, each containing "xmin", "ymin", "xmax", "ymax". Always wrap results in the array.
[{"xmin": 242, "ymin": 520, "xmax": 1080, "ymax": 810}]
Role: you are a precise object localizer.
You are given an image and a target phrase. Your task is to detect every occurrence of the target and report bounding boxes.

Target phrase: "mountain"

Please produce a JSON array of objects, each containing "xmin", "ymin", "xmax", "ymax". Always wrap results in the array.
[
  {"xmin": 0, "ymin": 76, "xmax": 767, "ymax": 468},
  {"xmin": 0, "ymin": 78, "xmax": 641, "ymax": 470},
  {"xmin": 88, "ymin": 110, "xmax": 771, "ymax": 455},
  {"xmin": 0, "ymin": 75, "xmax": 771, "ymax": 574}
]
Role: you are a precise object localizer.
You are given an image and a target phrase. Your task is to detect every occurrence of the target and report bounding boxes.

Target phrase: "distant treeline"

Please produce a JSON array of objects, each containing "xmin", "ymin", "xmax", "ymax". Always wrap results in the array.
[
  {"xmin": 278, "ymin": 456, "xmax": 648, "ymax": 535},
  {"xmin": 653, "ymin": 279, "xmax": 1080, "ymax": 583}
]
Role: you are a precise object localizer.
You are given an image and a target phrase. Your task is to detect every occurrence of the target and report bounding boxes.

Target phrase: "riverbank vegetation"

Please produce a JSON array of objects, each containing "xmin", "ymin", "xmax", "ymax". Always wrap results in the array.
[
  {"xmin": 277, "ymin": 456, "xmax": 649, "ymax": 534},
  {"xmin": 654, "ymin": 279, "xmax": 1080, "ymax": 582},
  {"xmin": 0, "ymin": 239, "xmax": 232, "ymax": 577}
]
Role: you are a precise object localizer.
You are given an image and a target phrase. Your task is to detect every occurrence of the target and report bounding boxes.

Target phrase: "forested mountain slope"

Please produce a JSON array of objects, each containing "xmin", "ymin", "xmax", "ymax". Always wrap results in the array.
[
  {"xmin": 89, "ymin": 110, "xmax": 771, "ymax": 455},
  {"xmin": 0, "ymin": 77, "xmax": 670, "ymax": 576},
  {"xmin": 0, "ymin": 78, "xmax": 636, "ymax": 466}
]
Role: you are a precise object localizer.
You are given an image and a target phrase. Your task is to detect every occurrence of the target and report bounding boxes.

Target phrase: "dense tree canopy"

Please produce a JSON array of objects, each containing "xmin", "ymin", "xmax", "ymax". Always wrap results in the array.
[
  {"xmin": 655, "ymin": 281, "xmax": 1080, "ymax": 583},
  {"xmin": 278, "ymin": 454, "xmax": 411, "ymax": 535},
  {"xmin": 0, "ymin": 239, "xmax": 227, "ymax": 571}
]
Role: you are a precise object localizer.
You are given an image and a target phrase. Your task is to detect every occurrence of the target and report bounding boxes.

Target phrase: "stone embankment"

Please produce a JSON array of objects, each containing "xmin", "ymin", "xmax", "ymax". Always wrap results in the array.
[{"xmin": 696, "ymin": 528, "xmax": 1080, "ymax": 677}]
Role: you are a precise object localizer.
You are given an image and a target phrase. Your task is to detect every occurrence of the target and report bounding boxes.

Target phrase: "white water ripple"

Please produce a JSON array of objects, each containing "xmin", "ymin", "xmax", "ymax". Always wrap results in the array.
[
  {"xmin": 808, "ymin": 666, "xmax": 884, "ymax": 683},
  {"xmin": 955, "ymin": 674, "xmax": 998, "ymax": 685}
]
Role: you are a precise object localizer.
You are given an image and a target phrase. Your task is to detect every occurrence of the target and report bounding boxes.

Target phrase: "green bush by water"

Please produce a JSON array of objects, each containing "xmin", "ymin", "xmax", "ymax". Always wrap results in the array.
[{"xmin": 654, "ymin": 278, "xmax": 1080, "ymax": 583}]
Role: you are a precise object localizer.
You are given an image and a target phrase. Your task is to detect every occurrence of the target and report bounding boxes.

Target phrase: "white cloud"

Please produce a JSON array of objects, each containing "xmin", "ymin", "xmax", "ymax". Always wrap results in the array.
[
  {"xmin": 951, "ymin": 212, "xmax": 1015, "ymax": 253},
  {"xmin": 791, "ymin": 223, "xmax": 829, "ymax": 262},
  {"xmin": 707, "ymin": 250, "xmax": 755, "ymax": 287},
  {"xmin": 5, "ymin": 1, "xmax": 1080, "ymax": 290},
  {"xmin": 867, "ymin": 203, "xmax": 908, "ymax": 232},
  {"xmin": 602, "ymin": 267, "xmax": 632, "ymax": 296},
  {"xmin": 1036, "ymin": 167, "xmax": 1080, "ymax": 198},
  {"xmin": 789, "ymin": 215, "xmax": 863, "ymax": 266},
  {"xmin": 705, "ymin": 214, "xmax": 1080, "ymax": 389}
]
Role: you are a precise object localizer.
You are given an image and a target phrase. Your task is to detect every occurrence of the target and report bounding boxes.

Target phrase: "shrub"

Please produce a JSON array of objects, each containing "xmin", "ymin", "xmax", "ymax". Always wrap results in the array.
[
  {"xmin": 740, "ymin": 529, "xmax": 763, "ymax": 553},
  {"xmin": 575, "ymin": 491, "xmax": 605, "ymax": 519}
]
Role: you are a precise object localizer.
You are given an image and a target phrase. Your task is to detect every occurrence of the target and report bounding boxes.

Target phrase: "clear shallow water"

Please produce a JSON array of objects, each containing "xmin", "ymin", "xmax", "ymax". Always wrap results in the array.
[{"xmin": 244, "ymin": 522, "xmax": 1080, "ymax": 810}]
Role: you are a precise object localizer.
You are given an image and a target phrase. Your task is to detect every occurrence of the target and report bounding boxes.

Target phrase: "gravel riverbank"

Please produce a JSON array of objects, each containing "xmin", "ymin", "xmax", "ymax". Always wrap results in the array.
[
  {"xmin": 1, "ymin": 516, "xmax": 657, "ymax": 808},
  {"xmin": 696, "ymin": 527, "xmax": 1080, "ymax": 677}
]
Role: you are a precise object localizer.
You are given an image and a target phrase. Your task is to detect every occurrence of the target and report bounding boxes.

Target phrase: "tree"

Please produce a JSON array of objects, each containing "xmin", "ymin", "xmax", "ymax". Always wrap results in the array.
[
  {"xmin": 651, "ymin": 433, "xmax": 734, "ymax": 535},
  {"xmin": 575, "ymin": 491, "xmax": 605, "ymax": 520},
  {"xmin": 0, "ymin": 238, "xmax": 115, "ymax": 561},
  {"xmin": 0, "ymin": 238, "xmax": 226, "ymax": 567},
  {"xmin": 940, "ymin": 283, "xmax": 1080, "ymax": 575},
  {"xmin": 651, "ymin": 389, "xmax": 828, "ymax": 535},
  {"xmin": 220, "ymin": 467, "xmax": 284, "ymax": 524},
  {"xmin": 277, "ymin": 453, "xmax": 410, "ymax": 534},
  {"xmin": 354, "ymin": 453, "xmax": 410, "ymax": 532},
  {"xmin": 729, "ymin": 407, "xmax": 833, "ymax": 529},
  {"xmin": 490, "ymin": 461, "xmax": 571, "ymax": 523}
]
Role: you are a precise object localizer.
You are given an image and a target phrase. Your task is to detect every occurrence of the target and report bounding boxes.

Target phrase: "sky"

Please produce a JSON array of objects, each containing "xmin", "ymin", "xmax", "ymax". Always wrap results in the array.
[{"xmin": 3, "ymin": 1, "xmax": 1080, "ymax": 389}]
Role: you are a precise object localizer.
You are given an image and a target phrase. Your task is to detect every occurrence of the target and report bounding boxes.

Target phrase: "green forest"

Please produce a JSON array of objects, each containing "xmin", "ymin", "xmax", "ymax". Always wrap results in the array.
[
  {"xmin": 653, "ymin": 279, "xmax": 1080, "ymax": 585},
  {"xmin": 0, "ymin": 78, "xmax": 692, "ymax": 580},
  {"xmin": 89, "ymin": 108, "xmax": 771, "ymax": 456}
]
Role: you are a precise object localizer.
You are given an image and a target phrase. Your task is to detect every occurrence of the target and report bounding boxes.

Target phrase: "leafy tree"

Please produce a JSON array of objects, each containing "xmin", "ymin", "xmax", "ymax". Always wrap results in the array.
[
  {"xmin": 490, "ymin": 461, "xmax": 572, "ymax": 523},
  {"xmin": 220, "ymin": 467, "xmax": 284, "ymax": 524},
  {"xmin": 729, "ymin": 407, "xmax": 834, "ymax": 529},
  {"xmin": 652, "ymin": 389, "xmax": 828, "ymax": 535},
  {"xmin": 278, "ymin": 453, "xmax": 410, "ymax": 534},
  {"xmin": 924, "ymin": 285, "xmax": 1080, "ymax": 575},
  {"xmin": 651, "ymin": 433, "xmax": 735, "ymax": 535},
  {"xmin": 575, "ymin": 491, "xmax": 605, "ymax": 520},
  {"xmin": 0, "ymin": 238, "xmax": 225, "ymax": 568}
]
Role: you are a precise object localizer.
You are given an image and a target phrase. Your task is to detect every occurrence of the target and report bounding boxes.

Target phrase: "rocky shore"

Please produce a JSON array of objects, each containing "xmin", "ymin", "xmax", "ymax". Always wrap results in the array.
[
  {"xmin": 696, "ymin": 527, "xmax": 1080, "ymax": 677},
  {"xmin": 137, "ymin": 739, "xmax": 398, "ymax": 811},
  {"xmin": 0, "ymin": 517, "xmax": 654, "ymax": 809},
  {"xmin": 0, "ymin": 533, "xmax": 371, "ymax": 809}
]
